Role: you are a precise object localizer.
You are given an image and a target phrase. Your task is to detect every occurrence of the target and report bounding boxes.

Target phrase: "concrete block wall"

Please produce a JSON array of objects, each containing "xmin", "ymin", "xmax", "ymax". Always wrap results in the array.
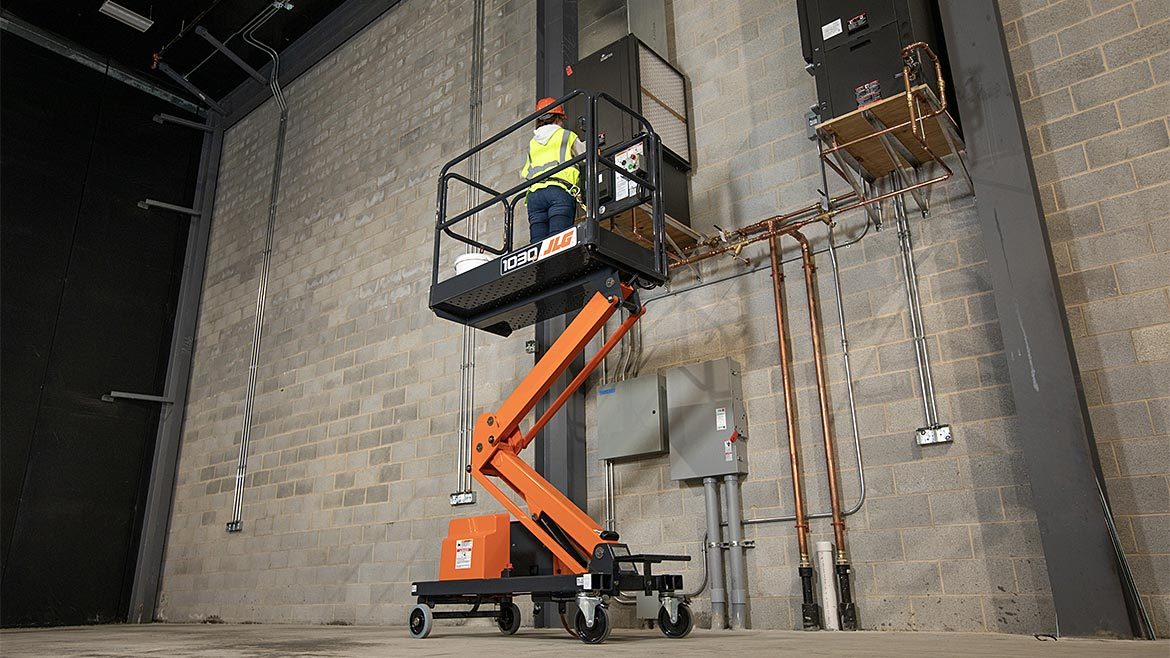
[
  {"xmin": 1002, "ymin": 0, "xmax": 1170, "ymax": 633},
  {"xmin": 593, "ymin": 0, "xmax": 1047, "ymax": 633},
  {"xmin": 159, "ymin": 0, "xmax": 538, "ymax": 625},
  {"xmin": 158, "ymin": 0, "xmax": 1168, "ymax": 636}
]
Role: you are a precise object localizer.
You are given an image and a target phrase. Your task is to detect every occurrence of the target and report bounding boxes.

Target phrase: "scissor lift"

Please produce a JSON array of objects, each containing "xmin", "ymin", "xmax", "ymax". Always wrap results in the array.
[{"xmin": 410, "ymin": 92, "xmax": 692, "ymax": 643}]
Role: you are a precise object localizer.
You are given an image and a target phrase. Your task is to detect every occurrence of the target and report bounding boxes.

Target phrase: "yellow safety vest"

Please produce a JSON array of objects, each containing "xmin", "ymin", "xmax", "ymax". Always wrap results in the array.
[{"xmin": 521, "ymin": 127, "xmax": 580, "ymax": 194}]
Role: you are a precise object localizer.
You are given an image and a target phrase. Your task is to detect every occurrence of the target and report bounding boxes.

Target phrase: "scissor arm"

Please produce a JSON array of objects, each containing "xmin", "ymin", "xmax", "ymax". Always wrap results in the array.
[{"xmin": 470, "ymin": 282, "xmax": 643, "ymax": 574}]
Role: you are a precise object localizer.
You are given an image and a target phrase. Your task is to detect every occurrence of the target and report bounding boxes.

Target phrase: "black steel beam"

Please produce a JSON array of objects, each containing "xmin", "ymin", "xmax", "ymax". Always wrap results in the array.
[
  {"xmin": 219, "ymin": 0, "xmax": 402, "ymax": 127},
  {"xmin": 195, "ymin": 26, "xmax": 268, "ymax": 85},
  {"xmin": 939, "ymin": 0, "xmax": 1134, "ymax": 638},
  {"xmin": 533, "ymin": 0, "xmax": 579, "ymax": 630},
  {"xmin": 0, "ymin": 12, "xmax": 201, "ymax": 115},
  {"xmin": 127, "ymin": 113, "xmax": 225, "ymax": 623},
  {"xmin": 156, "ymin": 62, "xmax": 226, "ymax": 115}
]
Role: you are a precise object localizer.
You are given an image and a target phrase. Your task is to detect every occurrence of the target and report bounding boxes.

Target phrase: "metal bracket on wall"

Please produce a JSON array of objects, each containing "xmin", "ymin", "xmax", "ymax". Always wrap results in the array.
[
  {"xmin": 101, "ymin": 391, "xmax": 174, "ymax": 404},
  {"xmin": 138, "ymin": 199, "xmax": 201, "ymax": 216},
  {"xmin": 154, "ymin": 113, "xmax": 214, "ymax": 132},
  {"xmin": 194, "ymin": 26, "xmax": 269, "ymax": 85},
  {"xmin": 155, "ymin": 62, "xmax": 227, "ymax": 115}
]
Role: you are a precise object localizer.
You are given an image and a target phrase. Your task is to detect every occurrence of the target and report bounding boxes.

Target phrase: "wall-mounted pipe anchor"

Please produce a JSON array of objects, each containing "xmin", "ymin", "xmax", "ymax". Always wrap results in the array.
[
  {"xmin": 101, "ymin": 390, "xmax": 173, "ymax": 404},
  {"xmin": 139, "ymin": 199, "xmax": 201, "ymax": 216},
  {"xmin": 916, "ymin": 423, "xmax": 953, "ymax": 446}
]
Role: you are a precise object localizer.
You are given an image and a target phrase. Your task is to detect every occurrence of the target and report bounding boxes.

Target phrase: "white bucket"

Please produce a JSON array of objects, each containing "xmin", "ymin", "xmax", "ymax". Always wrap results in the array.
[{"xmin": 454, "ymin": 252, "xmax": 492, "ymax": 275}]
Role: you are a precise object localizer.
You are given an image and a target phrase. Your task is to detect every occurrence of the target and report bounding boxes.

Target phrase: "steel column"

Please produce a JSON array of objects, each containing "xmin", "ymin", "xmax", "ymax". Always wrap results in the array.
[
  {"xmin": 939, "ymin": 0, "xmax": 1136, "ymax": 638},
  {"xmin": 532, "ymin": 0, "xmax": 579, "ymax": 629},
  {"xmin": 127, "ymin": 114, "xmax": 225, "ymax": 623}
]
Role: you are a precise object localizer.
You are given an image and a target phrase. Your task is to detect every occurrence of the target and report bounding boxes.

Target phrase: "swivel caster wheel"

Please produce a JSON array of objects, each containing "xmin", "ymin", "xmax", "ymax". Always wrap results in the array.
[
  {"xmin": 408, "ymin": 604, "xmax": 433, "ymax": 639},
  {"xmin": 574, "ymin": 606, "xmax": 611, "ymax": 644},
  {"xmin": 658, "ymin": 602, "xmax": 693, "ymax": 638},
  {"xmin": 497, "ymin": 601, "xmax": 521, "ymax": 635}
]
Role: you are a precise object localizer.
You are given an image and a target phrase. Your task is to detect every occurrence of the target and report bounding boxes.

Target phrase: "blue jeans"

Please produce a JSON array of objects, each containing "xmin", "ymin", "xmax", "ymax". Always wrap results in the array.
[{"xmin": 527, "ymin": 186, "xmax": 575, "ymax": 242}]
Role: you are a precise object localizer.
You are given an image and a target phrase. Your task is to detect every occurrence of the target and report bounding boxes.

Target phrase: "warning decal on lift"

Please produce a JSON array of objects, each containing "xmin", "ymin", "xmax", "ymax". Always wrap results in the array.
[
  {"xmin": 500, "ymin": 227, "xmax": 578, "ymax": 275},
  {"xmin": 455, "ymin": 539, "xmax": 473, "ymax": 570},
  {"xmin": 715, "ymin": 407, "xmax": 728, "ymax": 431},
  {"xmin": 822, "ymin": 18, "xmax": 843, "ymax": 41}
]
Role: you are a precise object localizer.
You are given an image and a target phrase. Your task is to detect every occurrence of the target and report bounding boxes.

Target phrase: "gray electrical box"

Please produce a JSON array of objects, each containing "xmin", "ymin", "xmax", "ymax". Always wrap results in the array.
[
  {"xmin": 666, "ymin": 357, "xmax": 748, "ymax": 481},
  {"xmin": 596, "ymin": 373, "xmax": 668, "ymax": 461}
]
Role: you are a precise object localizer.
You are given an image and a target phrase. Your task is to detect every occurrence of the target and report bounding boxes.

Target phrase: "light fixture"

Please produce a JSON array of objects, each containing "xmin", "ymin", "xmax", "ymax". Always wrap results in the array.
[{"xmin": 98, "ymin": 1, "xmax": 154, "ymax": 32}]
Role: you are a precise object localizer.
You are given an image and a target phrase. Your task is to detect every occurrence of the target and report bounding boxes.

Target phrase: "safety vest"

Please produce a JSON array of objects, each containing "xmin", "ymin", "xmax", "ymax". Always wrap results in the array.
[{"xmin": 521, "ymin": 127, "xmax": 580, "ymax": 193}]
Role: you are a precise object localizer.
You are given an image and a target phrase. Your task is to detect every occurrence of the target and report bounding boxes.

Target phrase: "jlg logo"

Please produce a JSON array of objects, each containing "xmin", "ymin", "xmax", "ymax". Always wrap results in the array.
[
  {"xmin": 500, "ymin": 227, "xmax": 577, "ymax": 275},
  {"xmin": 542, "ymin": 230, "xmax": 576, "ymax": 256}
]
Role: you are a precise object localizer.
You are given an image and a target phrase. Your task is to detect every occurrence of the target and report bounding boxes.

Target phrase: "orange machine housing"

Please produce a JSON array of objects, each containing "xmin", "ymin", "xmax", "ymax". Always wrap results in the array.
[{"xmin": 439, "ymin": 513, "xmax": 511, "ymax": 581}]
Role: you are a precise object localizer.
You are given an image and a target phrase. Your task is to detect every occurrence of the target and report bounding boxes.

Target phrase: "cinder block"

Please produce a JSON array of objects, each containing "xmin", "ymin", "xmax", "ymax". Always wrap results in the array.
[
  {"xmin": 1058, "ymin": 5, "xmax": 1138, "ymax": 56},
  {"xmin": 1102, "ymin": 20, "xmax": 1170, "ymax": 68},
  {"xmin": 1033, "ymin": 49, "xmax": 1107, "ymax": 97},
  {"xmin": 911, "ymin": 595, "xmax": 987, "ymax": 631}
]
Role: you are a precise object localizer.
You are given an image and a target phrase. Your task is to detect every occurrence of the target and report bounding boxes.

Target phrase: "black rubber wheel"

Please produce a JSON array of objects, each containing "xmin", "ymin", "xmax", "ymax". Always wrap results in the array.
[
  {"xmin": 658, "ymin": 603, "xmax": 694, "ymax": 638},
  {"xmin": 574, "ymin": 605, "xmax": 611, "ymax": 644},
  {"xmin": 497, "ymin": 601, "xmax": 521, "ymax": 635},
  {"xmin": 408, "ymin": 604, "xmax": 433, "ymax": 639}
]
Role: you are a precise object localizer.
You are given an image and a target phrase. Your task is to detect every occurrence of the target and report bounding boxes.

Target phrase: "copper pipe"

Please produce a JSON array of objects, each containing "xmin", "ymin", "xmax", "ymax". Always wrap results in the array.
[
  {"xmin": 768, "ymin": 228, "xmax": 811, "ymax": 565},
  {"xmin": 792, "ymin": 231, "xmax": 848, "ymax": 560}
]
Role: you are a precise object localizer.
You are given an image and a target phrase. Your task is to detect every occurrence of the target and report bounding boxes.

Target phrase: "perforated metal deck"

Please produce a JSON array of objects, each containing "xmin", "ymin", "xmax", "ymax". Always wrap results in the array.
[{"xmin": 430, "ymin": 222, "xmax": 664, "ymax": 336}]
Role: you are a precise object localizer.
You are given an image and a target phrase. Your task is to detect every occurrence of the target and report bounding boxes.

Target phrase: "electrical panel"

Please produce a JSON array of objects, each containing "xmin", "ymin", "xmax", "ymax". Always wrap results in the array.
[
  {"xmin": 796, "ymin": 0, "xmax": 957, "ymax": 125},
  {"xmin": 596, "ymin": 373, "xmax": 669, "ymax": 461},
  {"xmin": 666, "ymin": 358, "xmax": 748, "ymax": 481},
  {"xmin": 566, "ymin": 33, "xmax": 692, "ymax": 226}
]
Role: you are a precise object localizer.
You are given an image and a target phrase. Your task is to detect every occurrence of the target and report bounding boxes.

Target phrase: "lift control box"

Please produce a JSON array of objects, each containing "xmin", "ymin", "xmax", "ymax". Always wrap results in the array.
[
  {"xmin": 666, "ymin": 357, "xmax": 749, "ymax": 480},
  {"xmin": 597, "ymin": 372, "xmax": 668, "ymax": 461}
]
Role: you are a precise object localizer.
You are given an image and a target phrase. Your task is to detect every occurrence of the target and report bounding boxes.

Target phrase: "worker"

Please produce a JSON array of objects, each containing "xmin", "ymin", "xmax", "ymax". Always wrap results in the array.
[{"xmin": 520, "ymin": 97, "xmax": 585, "ymax": 242}]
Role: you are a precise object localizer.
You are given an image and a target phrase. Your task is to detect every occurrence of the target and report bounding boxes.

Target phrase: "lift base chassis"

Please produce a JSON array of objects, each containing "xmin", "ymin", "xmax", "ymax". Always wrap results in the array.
[{"xmin": 410, "ymin": 546, "xmax": 691, "ymax": 643}]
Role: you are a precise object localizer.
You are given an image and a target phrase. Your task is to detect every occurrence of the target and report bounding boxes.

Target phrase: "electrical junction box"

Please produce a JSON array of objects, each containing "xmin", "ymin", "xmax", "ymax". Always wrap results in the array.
[
  {"xmin": 596, "ymin": 372, "xmax": 668, "ymax": 461},
  {"xmin": 666, "ymin": 357, "xmax": 749, "ymax": 481}
]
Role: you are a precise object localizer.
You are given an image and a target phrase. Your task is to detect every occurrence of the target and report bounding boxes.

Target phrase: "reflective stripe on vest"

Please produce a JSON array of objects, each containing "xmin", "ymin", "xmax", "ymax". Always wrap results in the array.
[{"xmin": 521, "ymin": 128, "xmax": 579, "ymax": 191}]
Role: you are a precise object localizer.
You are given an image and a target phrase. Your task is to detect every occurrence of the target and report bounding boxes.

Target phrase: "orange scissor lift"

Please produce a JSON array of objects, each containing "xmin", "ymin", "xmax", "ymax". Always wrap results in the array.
[{"xmin": 409, "ymin": 91, "xmax": 692, "ymax": 643}]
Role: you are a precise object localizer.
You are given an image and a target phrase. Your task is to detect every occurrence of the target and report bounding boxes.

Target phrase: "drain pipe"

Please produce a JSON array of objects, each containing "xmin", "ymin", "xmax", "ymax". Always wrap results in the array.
[
  {"xmin": 723, "ymin": 474, "xmax": 749, "ymax": 629},
  {"xmin": 226, "ymin": 5, "xmax": 288, "ymax": 533},
  {"xmin": 815, "ymin": 541, "xmax": 840, "ymax": 630},
  {"xmin": 703, "ymin": 477, "xmax": 728, "ymax": 630}
]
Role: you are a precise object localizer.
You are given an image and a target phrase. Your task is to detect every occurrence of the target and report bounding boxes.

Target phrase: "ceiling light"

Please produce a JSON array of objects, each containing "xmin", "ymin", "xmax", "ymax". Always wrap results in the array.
[{"xmin": 98, "ymin": 1, "xmax": 154, "ymax": 32}]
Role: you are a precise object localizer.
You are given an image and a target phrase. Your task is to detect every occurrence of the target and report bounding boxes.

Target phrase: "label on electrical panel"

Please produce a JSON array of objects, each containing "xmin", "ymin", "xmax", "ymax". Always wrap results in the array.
[
  {"xmin": 715, "ymin": 407, "xmax": 728, "ymax": 431},
  {"xmin": 455, "ymin": 539, "xmax": 473, "ymax": 570},
  {"xmin": 821, "ymin": 18, "xmax": 843, "ymax": 41},
  {"xmin": 724, "ymin": 440, "xmax": 735, "ymax": 462}
]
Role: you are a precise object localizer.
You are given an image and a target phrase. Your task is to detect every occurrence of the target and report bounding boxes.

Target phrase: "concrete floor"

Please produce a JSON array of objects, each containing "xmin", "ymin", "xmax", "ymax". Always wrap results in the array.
[{"xmin": 1, "ymin": 623, "xmax": 1166, "ymax": 657}]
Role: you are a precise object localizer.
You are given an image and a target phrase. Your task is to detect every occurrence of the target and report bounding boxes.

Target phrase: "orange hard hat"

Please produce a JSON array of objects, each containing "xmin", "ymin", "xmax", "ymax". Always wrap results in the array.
[{"xmin": 536, "ymin": 97, "xmax": 566, "ymax": 117}]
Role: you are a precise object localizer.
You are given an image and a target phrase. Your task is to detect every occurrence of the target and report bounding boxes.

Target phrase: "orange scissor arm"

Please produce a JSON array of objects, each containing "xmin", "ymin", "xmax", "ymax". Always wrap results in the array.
[{"xmin": 470, "ymin": 283, "xmax": 643, "ymax": 573}]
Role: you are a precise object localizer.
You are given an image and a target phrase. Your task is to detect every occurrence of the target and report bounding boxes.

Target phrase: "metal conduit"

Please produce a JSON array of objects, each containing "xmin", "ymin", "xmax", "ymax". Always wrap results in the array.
[
  {"xmin": 893, "ymin": 186, "xmax": 941, "ymax": 428},
  {"xmin": 453, "ymin": 0, "xmax": 487, "ymax": 498},
  {"xmin": 227, "ymin": 5, "xmax": 288, "ymax": 532}
]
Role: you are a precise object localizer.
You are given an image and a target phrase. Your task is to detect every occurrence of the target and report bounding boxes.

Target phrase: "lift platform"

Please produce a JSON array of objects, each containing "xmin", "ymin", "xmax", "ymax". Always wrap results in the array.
[{"xmin": 413, "ymin": 91, "xmax": 692, "ymax": 643}]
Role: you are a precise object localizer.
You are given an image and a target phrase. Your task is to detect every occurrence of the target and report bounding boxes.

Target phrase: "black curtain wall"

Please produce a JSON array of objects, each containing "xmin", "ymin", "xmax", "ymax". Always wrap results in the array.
[{"xmin": 1, "ymin": 34, "xmax": 202, "ymax": 626}]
